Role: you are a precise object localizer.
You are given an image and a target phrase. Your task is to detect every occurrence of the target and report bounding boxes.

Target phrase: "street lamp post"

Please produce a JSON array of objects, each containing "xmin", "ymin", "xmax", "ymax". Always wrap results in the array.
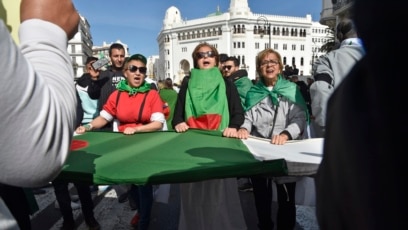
[{"xmin": 257, "ymin": 16, "xmax": 271, "ymax": 48}]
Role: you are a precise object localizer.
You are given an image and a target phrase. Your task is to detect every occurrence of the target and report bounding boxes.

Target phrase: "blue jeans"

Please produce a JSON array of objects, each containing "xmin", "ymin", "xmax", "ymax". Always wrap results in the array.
[{"xmin": 128, "ymin": 184, "xmax": 153, "ymax": 230}]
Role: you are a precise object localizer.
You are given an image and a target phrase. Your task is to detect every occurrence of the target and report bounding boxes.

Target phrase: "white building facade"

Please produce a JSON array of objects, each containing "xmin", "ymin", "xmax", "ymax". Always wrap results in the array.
[
  {"xmin": 92, "ymin": 40, "xmax": 130, "ymax": 63},
  {"xmin": 68, "ymin": 17, "xmax": 131, "ymax": 78},
  {"xmin": 156, "ymin": 0, "xmax": 328, "ymax": 84},
  {"xmin": 67, "ymin": 15, "xmax": 93, "ymax": 78}
]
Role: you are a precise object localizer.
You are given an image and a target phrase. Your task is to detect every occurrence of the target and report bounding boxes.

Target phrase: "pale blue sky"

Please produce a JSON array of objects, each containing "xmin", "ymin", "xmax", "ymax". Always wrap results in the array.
[{"xmin": 72, "ymin": 0, "xmax": 321, "ymax": 57}]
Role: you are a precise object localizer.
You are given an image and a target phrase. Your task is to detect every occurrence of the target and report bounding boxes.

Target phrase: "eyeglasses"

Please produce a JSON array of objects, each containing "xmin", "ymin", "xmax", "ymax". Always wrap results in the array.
[
  {"xmin": 260, "ymin": 60, "xmax": 280, "ymax": 67},
  {"xmin": 223, "ymin": 65, "xmax": 233, "ymax": 70},
  {"xmin": 196, "ymin": 51, "xmax": 216, "ymax": 59},
  {"xmin": 128, "ymin": 65, "xmax": 147, "ymax": 74}
]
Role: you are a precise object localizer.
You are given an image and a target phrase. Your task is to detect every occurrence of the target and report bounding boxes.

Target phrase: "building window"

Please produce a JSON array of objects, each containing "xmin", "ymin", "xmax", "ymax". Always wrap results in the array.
[
  {"xmin": 255, "ymin": 42, "xmax": 260, "ymax": 49},
  {"xmin": 292, "ymin": 44, "xmax": 296, "ymax": 51},
  {"xmin": 274, "ymin": 43, "xmax": 278, "ymax": 50},
  {"xmin": 283, "ymin": 44, "xmax": 287, "ymax": 50},
  {"xmin": 254, "ymin": 26, "xmax": 258, "ymax": 34}
]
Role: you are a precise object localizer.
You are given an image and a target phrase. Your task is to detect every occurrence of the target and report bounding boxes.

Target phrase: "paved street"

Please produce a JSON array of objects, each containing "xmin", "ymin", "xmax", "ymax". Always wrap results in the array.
[{"xmin": 30, "ymin": 183, "xmax": 319, "ymax": 230}]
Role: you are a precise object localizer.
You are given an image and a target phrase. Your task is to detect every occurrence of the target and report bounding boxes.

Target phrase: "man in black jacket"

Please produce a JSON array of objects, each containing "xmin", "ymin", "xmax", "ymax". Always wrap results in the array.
[{"xmin": 87, "ymin": 43, "xmax": 126, "ymax": 131}]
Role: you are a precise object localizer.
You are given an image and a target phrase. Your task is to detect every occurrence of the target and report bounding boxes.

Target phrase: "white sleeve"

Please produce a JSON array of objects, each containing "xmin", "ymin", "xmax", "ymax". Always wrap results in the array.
[{"xmin": 0, "ymin": 19, "xmax": 77, "ymax": 187}]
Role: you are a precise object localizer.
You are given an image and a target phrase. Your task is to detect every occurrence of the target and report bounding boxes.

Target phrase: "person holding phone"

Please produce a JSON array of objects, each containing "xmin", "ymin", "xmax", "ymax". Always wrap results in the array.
[
  {"xmin": 76, "ymin": 57, "xmax": 101, "ymax": 126},
  {"xmin": 87, "ymin": 43, "xmax": 126, "ymax": 131}
]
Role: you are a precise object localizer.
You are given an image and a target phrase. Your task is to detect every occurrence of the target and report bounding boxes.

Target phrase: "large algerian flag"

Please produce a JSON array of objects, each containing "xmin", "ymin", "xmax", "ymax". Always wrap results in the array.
[{"xmin": 58, "ymin": 130, "xmax": 322, "ymax": 185}]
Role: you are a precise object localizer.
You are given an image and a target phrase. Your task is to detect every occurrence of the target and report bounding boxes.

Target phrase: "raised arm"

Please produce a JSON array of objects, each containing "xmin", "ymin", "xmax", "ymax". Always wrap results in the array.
[{"xmin": 0, "ymin": 0, "xmax": 80, "ymax": 187}]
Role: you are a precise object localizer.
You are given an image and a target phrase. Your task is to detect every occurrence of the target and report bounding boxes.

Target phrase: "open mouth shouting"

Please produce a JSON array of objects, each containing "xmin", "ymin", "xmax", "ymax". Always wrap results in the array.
[{"xmin": 129, "ymin": 75, "xmax": 143, "ymax": 86}]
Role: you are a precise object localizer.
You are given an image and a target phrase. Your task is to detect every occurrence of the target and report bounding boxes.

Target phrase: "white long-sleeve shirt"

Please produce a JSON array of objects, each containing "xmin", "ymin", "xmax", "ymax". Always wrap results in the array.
[{"xmin": 0, "ymin": 19, "xmax": 77, "ymax": 187}]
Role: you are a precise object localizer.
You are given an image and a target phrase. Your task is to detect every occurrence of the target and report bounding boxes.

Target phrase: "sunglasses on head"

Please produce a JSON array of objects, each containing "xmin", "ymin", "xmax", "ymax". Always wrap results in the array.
[
  {"xmin": 223, "ymin": 65, "xmax": 233, "ymax": 70},
  {"xmin": 128, "ymin": 65, "xmax": 147, "ymax": 74},
  {"xmin": 196, "ymin": 51, "xmax": 216, "ymax": 59}
]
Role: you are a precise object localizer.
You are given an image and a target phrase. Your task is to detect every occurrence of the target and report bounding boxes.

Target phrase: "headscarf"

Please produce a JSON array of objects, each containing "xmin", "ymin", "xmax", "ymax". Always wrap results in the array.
[{"xmin": 185, "ymin": 67, "xmax": 230, "ymax": 131}]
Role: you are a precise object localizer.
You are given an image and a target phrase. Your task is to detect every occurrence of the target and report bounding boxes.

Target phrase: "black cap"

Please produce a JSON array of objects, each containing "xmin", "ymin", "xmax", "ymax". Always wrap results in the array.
[{"xmin": 126, "ymin": 54, "xmax": 147, "ymax": 65}]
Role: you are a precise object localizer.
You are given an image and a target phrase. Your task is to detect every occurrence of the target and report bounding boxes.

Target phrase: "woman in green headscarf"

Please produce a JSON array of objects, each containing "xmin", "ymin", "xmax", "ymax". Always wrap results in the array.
[
  {"xmin": 172, "ymin": 43, "xmax": 246, "ymax": 230},
  {"xmin": 237, "ymin": 48, "xmax": 309, "ymax": 230}
]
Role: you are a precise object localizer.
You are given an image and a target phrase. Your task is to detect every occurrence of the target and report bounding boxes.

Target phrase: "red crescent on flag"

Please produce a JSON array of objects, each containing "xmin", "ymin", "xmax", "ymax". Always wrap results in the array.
[{"xmin": 70, "ymin": 140, "xmax": 89, "ymax": 151}]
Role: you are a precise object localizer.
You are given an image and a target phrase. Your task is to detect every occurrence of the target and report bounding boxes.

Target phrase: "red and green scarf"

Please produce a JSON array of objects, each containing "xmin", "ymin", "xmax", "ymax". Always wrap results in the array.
[{"xmin": 185, "ymin": 67, "xmax": 229, "ymax": 131}]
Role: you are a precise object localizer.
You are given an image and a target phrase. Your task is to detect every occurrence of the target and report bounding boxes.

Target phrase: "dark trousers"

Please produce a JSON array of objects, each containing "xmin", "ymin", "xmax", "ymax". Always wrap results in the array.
[
  {"xmin": 52, "ymin": 181, "xmax": 95, "ymax": 224},
  {"xmin": 128, "ymin": 184, "xmax": 153, "ymax": 230},
  {"xmin": 251, "ymin": 176, "xmax": 296, "ymax": 230},
  {"xmin": 0, "ymin": 184, "xmax": 31, "ymax": 230}
]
